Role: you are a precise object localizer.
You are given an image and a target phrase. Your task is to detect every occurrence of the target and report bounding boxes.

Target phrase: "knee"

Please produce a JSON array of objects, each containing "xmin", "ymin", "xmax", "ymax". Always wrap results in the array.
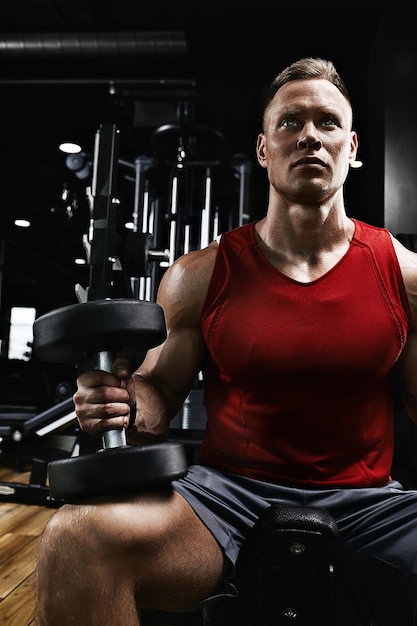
[{"xmin": 38, "ymin": 503, "xmax": 106, "ymax": 570}]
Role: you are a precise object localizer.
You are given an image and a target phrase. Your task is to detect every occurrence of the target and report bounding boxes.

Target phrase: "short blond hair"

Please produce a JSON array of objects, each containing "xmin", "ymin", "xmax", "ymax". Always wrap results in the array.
[{"xmin": 262, "ymin": 57, "xmax": 352, "ymax": 128}]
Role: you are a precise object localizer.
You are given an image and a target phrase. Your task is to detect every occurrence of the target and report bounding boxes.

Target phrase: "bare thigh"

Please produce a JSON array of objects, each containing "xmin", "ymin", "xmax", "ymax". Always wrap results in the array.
[{"xmin": 38, "ymin": 486, "xmax": 228, "ymax": 612}]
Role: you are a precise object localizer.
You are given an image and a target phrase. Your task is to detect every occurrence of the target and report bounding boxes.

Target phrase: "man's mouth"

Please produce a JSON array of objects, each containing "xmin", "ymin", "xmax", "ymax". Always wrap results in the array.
[{"xmin": 293, "ymin": 157, "xmax": 326, "ymax": 168}]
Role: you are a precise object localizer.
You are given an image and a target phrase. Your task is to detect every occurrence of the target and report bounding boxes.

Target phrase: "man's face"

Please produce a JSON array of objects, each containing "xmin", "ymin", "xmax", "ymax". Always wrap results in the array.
[{"xmin": 256, "ymin": 78, "xmax": 358, "ymax": 204}]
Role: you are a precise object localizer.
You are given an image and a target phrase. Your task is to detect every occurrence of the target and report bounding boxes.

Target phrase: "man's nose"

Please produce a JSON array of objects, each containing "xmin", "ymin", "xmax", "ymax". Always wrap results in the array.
[{"xmin": 297, "ymin": 124, "xmax": 322, "ymax": 150}]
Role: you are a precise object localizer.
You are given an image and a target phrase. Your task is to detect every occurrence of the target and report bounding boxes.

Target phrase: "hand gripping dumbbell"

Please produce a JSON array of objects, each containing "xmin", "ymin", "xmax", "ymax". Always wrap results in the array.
[{"xmin": 33, "ymin": 298, "xmax": 188, "ymax": 502}]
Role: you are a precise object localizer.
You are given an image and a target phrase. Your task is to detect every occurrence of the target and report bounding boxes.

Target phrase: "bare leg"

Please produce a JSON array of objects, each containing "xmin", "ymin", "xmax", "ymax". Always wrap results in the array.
[{"xmin": 35, "ymin": 488, "xmax": 227, "ymax": 625}]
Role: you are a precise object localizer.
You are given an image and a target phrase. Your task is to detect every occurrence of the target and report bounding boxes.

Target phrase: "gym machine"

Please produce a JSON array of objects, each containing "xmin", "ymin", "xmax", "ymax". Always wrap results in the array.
[
  {"xmin": 0, "ymin": 397, "xmax": 76, "ymax": 507},
  {"xmin": 0, "ymin": 101, "xmax": 252, "ymax": 506},
  {"xmin": 33, "ymin": 122, "xmax": 188, "ymax": 502}
]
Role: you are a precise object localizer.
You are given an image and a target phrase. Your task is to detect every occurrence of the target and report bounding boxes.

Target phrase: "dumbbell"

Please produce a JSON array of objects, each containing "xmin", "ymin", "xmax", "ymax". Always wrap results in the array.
[{"xmin": 33, "ymin": 298, "xmax": 188, "ymax": 502}]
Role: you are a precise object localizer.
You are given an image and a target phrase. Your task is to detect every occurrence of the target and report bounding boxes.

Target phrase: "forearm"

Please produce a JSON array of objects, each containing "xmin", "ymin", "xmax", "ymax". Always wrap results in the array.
[{"xmin": 126, "ymin": 371, "xmax": 188, "ymax": 444}]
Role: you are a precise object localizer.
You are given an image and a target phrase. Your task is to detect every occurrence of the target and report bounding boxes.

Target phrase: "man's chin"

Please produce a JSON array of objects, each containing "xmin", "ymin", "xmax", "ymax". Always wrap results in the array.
[{"xmin": 288, "ymin": 183, "xmax": 331, "ymax": 205}]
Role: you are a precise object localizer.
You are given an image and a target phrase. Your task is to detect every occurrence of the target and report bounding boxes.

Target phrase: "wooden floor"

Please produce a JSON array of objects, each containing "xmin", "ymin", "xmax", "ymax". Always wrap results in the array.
[{"xmin": 0, "ymin": 465, "xmax": 56, "ymax": 626}]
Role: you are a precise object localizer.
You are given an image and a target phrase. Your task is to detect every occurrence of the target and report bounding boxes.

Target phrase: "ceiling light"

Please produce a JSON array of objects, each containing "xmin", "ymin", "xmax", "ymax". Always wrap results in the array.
[
  {"xmin": 59, "ymin": 141, "xmax": 82, "ymax": 154},
  {"xmin": 14, "ymin": 218, "xmax": 31, "ymax": 228}
]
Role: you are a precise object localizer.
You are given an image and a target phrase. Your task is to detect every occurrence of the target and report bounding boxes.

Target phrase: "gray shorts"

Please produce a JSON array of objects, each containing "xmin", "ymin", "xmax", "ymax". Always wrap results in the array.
[{"xmin": 173, "ymin": 464, "xmax": 417, "ymax": 620}]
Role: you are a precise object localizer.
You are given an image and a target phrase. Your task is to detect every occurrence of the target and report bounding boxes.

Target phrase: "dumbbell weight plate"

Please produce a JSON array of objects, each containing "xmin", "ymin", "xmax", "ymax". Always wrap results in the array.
[
  {"xmin": 48, "ymin": 441, "xmax": 188, "ymax": 502},
  {"xmin": 33, "ymin": 299, "xmax": 167, "ymax": 364}
]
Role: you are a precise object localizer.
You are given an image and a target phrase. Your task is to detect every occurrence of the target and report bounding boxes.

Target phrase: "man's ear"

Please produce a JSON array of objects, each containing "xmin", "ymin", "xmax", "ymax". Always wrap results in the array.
[
  {"xmin": 348, "ymin": 130, "xmax": 359, "ymax": 165},
  {"xmin": 256, "ymin": 133, "xmax": 267, "ymax": 169}
]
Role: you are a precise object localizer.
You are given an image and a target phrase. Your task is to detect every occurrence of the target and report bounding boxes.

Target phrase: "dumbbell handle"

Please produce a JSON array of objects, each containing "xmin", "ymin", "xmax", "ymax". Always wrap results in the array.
[{"xmin": 96, "ymin": 351, "xmax": 127, "ymax": 449}]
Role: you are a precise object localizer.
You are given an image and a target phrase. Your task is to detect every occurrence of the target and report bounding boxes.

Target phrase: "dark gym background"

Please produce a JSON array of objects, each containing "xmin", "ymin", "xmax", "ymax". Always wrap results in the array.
[{"xmin": 0, "ymin": 0, "xmax": 417, "ymax": 487}]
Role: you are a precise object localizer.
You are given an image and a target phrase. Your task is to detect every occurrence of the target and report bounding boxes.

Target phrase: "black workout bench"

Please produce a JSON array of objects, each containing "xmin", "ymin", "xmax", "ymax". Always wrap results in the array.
[{"xmin": 0, "ymin": 397, "xmax": 82, "ymax": 507}]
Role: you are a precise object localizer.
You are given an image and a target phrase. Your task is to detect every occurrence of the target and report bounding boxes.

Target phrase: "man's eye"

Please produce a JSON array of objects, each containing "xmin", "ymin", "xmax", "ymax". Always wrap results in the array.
[
  {"xmin": 322, "ymin": 117, "xmax": 338, "ymax": 127},
  {"xmin": 281, "ymin": 119, "xmax": 299, "ymax": 128}
]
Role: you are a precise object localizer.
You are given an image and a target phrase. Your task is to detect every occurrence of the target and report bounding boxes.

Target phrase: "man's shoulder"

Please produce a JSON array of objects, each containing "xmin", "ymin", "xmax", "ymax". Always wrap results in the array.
[
  {"xmin": 177, "ymin": 239, "xmax": 219, "ymax": 272},
  {"xmin": 159, "ymin": 240, "xmax": 219, "ymax": 299}
]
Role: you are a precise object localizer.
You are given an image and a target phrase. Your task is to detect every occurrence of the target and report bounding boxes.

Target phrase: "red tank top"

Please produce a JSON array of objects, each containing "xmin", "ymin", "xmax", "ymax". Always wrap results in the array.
[{"xmin": 198, "ymin": 220, "xmax": 411, "ymax": 487}]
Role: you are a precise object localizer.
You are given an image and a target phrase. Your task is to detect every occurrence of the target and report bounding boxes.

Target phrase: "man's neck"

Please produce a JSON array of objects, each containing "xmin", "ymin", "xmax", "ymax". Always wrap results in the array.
[{"xmin": 254, "ymin": 207, "xmax": 355, "ymax": 283}]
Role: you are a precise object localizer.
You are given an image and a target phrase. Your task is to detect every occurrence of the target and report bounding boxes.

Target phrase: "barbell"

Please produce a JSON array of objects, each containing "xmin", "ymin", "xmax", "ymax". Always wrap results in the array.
[{"xmin": 33, "ymin": 298, "xmax": 188, "ymax": 502}]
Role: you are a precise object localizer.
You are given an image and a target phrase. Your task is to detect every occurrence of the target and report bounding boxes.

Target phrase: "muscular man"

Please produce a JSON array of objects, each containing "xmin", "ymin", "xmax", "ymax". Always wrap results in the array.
[{"xmin": 35, "ymin": 57, "xmax": 417, "ymax": 625}]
